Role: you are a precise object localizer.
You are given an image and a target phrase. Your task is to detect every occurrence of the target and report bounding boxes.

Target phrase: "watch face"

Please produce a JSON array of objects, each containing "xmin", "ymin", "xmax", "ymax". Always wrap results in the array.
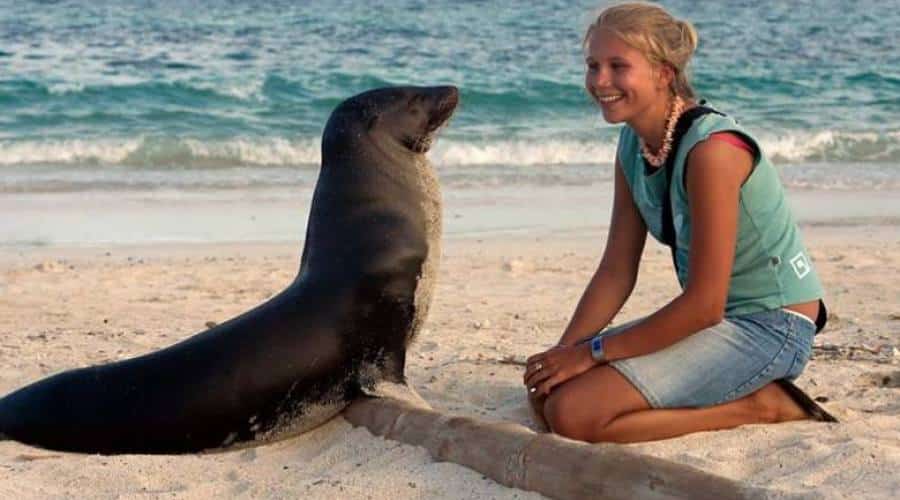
[{"xmin": 591, "ymin": 337, "xmax": 604, "ymax": 359}]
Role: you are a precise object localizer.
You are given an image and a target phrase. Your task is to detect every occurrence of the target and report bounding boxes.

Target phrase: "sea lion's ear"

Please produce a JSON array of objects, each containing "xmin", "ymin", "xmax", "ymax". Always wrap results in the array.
[
  {"xmin": 359, "ymin": 103, "xmax": 380, "ymax": 131},
  {"xmin": 366, "ymin": 113, "xmax": 380, "ymax": 131}
]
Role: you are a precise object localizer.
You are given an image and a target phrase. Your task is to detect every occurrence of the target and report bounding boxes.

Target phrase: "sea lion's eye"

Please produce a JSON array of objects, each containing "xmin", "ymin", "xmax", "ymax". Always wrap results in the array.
[
  {"xmin": 401, "ymin": 135, "xmax": 417, "ymax": 150},
  {"xmin": 407, "ymin": 94, "xmax": 424, "ymax": 108}
]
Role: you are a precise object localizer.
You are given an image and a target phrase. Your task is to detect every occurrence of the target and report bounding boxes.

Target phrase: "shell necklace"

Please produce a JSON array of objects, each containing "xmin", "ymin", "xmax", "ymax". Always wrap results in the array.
[{"xmin": 640, "ymin": 95, "xmax": 686, "ymax": 168}]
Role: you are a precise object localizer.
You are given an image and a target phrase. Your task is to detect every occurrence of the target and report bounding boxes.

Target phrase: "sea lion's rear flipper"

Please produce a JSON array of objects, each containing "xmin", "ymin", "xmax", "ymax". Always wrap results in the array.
[{"xmin": 776, "ymin": 379, "xmax": 838, "ymax": 423}]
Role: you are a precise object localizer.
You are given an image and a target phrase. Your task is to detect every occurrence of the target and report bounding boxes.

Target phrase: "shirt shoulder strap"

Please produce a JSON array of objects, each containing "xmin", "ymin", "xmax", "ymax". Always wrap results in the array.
[{"xmin": 659, "ymin": 104, "xmax": 724, "ymax": 264}]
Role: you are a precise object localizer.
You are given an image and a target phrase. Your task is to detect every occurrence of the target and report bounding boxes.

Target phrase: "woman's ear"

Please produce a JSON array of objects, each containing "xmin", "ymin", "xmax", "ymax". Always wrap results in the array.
[{"xmin": 656, "ymin": 63, "xmax": 676, "ymax": 92}]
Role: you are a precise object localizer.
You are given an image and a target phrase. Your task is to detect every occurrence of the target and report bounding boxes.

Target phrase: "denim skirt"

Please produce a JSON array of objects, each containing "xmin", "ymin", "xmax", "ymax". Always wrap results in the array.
[{"xmin": 600, "ymin": 308, "xmax": 816, "ymax": 409}]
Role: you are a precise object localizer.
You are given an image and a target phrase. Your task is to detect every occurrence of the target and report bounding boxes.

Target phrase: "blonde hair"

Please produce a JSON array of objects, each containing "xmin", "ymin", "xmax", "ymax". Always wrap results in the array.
[{"xmin": 584, "ymin": 2, "xmax": 699, "ymax": 99}]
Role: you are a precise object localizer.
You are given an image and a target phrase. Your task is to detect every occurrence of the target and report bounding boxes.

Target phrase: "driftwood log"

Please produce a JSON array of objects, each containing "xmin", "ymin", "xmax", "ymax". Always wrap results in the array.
[{"xmin": 344, "ymin": 397, "xmax": 787, "ymax": 500}]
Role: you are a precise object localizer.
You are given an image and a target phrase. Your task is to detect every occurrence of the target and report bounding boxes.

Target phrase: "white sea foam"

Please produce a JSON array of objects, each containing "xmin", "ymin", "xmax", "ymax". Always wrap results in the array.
[
  {"xmin": 175, "ymin": 137, "xmax": 319, "ymax": 166},
  {"xmin": 193, "ymin": 78, "xmax": 268, "ymax": 101},
  {"xmin": 45, "ymin": 81, "xmax": 87, "ymax": 95},
  {"xmin": 43, "ymin": 75, "xmax": 147, "ymax": 95},
  {"xmin": 0, "ymin": 137, "xmax": 321, "ymax": 167},
  {"xmin": 0, "ymin": 137, "xmax": 619, "ymax": 168},
  {"xmin": 0, "ymin": 138, "xmax": 142, "ymax": 165},
  {"xmin": 757, "ymin": 130, "xmax": 899, "ymax": 163},
  {"xmin": 431, "ymin": 139, "xmax": 618, "ymax": 166},
  {"xmin": 0, "ymin": 130, "xmax": 897, "ymax": 169}
]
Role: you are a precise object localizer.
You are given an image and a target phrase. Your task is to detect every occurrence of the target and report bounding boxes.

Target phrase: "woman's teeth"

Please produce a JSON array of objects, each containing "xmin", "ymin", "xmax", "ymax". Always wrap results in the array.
[{"xmin": 598, "ymin": 94, "xmax": 624, "ymax": 103}]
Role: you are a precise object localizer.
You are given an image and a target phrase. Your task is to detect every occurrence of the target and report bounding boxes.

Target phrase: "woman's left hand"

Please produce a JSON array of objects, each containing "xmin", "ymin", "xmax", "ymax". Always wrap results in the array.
[{"xmin": 523, "ymin": 343, "xmax": 598, "ymax": 396}]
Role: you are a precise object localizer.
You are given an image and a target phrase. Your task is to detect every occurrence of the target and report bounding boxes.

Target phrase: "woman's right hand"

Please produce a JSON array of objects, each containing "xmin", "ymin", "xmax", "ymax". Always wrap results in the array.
[{"xmin": 524, "ymin": 343, "xmax": 597, "ymax": 397}]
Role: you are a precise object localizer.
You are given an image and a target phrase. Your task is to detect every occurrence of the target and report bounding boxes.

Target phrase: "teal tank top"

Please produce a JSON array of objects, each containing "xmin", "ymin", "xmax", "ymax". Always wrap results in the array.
[{"xmin": 617, "ymin": 112, "xmax": 825, "ymax": 316}]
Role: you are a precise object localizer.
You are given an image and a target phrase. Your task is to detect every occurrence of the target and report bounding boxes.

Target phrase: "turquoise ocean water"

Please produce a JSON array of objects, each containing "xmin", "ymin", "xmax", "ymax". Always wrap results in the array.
[{"xmin": 1, "ymin": 0, "xmax": 898, "ymax": 193}]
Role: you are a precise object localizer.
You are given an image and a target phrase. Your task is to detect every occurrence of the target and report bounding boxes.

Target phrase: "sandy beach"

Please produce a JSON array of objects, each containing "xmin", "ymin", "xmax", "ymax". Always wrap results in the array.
[{"xmin": 1, "ymin": 193, "xmax": 898, "ymax": 498}]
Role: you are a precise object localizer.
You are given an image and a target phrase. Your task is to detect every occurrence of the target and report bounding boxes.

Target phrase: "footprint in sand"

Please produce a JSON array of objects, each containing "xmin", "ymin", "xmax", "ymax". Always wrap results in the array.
[
  {"xmin": 418, "ymin": 340, "xmax": 438, "ymax": 352},
  {"xmin": 859, "ymin": 370, "xmax": 900, "ymax": 388}
]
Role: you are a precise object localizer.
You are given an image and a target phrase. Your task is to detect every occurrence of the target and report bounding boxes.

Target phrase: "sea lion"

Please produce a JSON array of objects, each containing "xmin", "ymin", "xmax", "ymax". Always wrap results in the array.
[{"xmin": 0, "ymin": 85, "xmax": 459, "ymax": 454}]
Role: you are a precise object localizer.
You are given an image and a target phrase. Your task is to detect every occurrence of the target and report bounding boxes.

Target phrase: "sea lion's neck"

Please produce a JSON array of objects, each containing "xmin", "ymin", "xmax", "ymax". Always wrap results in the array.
[
  {"xmin": 324, "ymin": 134, "xmax": 435, "ymax": 203},
  {"xmin": 304, "ymin": 144, "xmax": 441, "ymax": 276}
]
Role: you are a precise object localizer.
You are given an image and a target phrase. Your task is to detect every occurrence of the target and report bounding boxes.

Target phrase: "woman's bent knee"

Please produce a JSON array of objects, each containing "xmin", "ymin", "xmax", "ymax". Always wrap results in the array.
[
  {"xmin": 544, "ymin": 385, "xmax": 602, "ymax": 441},
  {"xmin": 541, "ymin": 366, "xmax": 650, "ymax": 441}
]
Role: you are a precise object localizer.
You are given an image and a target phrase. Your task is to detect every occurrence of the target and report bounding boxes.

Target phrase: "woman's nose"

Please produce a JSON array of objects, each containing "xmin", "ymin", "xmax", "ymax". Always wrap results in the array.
[{"xmin": 589, "ymin": 66, "xmax": 611, "ymax": 88}]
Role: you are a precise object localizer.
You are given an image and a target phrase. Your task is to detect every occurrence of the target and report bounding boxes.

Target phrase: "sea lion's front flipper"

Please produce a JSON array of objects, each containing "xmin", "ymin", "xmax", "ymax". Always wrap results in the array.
[
  {"xmin": 361, "ymin": 380, "xmax": 431, "ymax": 411},
  {"xmin": 776, "ymin": 379, "xmax": 838, "ymax": 422}
]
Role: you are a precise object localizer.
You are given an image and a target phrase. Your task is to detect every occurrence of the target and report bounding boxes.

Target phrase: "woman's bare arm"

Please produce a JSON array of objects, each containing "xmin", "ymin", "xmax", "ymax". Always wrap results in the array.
[{"xmin": 557, "ymin": 160, "xmax": 648, "ymax": 346}]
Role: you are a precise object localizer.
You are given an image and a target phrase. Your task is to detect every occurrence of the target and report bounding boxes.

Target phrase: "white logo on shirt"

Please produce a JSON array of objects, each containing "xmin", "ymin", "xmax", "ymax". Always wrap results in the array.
[{"xmin": 789, "ymin": 252, "xmax": 811, "ymax": 279}]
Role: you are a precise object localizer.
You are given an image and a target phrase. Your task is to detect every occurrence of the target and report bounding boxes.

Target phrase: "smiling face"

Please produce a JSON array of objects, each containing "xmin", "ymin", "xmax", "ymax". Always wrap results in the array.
[{"xmin": 584, "ymin": 28, "xmax": 673, "ymax": 126}]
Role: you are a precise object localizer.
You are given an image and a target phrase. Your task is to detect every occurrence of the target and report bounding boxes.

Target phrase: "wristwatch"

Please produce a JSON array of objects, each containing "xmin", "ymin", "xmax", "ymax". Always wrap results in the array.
[{"xmin": 590, "ymin": 335, "xmax": 606, "ymax": 363}]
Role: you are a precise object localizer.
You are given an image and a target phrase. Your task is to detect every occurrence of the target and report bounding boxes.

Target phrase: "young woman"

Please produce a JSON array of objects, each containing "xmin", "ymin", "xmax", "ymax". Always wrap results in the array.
[{"xmin": 523, "ymin": 3, "xmax": 828, "ymax": 443}]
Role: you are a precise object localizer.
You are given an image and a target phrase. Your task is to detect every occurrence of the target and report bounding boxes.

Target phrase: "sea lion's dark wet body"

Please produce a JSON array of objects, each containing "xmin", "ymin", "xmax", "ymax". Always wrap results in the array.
[{"xmin": 0, "ymin": 86, "xmax": 458, "ymax": 454}]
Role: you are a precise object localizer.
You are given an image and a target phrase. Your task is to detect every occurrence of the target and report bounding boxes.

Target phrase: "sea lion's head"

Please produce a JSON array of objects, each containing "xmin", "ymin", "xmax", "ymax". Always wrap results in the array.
[{"xmin": 323, "ymin": 86, "xmax": 459, "ymax": 160}]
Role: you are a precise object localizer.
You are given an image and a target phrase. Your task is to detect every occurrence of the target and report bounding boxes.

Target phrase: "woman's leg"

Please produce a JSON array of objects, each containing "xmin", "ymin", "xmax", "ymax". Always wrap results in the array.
[{"xmin": 539, "ymin": 365, "xmax": 808, "ymax": 443}]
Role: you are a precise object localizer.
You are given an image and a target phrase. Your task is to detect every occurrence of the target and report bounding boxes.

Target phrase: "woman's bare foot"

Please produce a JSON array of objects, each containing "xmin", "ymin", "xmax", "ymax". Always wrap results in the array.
[{"xmin": 750, "ymin": 382, "xmax": 810, "ymax": 423}]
